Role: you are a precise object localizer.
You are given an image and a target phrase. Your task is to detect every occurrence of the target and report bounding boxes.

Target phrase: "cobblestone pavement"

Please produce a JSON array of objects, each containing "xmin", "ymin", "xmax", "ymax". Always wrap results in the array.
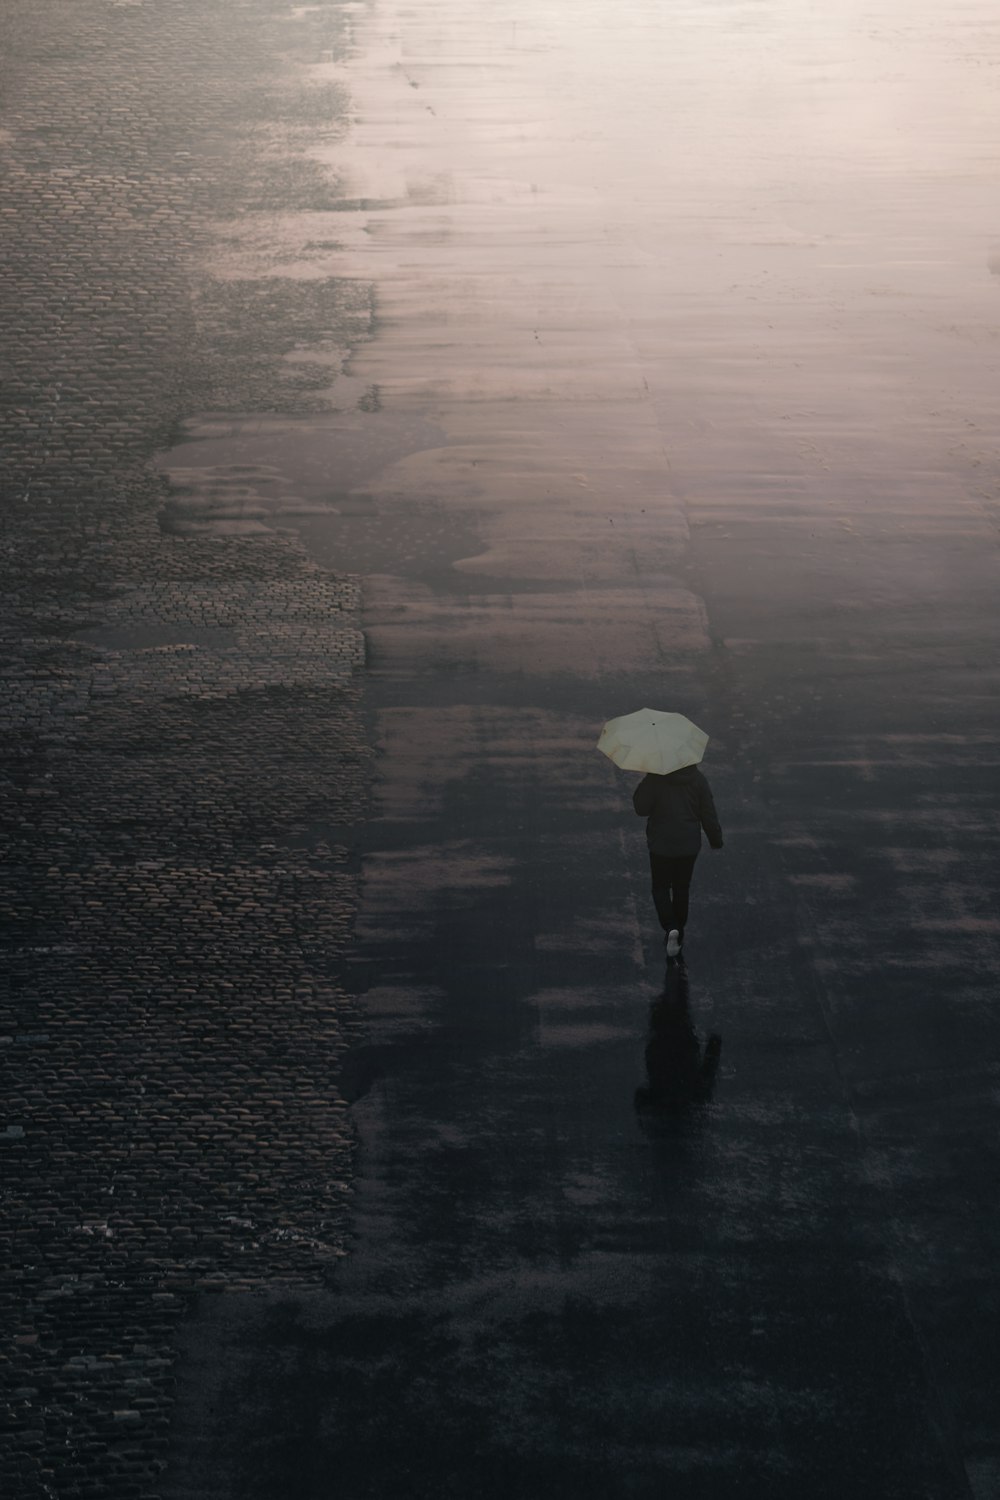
[{"xmin": 0, "ymin": 3, "xmax": 373, "ymax": 1495}]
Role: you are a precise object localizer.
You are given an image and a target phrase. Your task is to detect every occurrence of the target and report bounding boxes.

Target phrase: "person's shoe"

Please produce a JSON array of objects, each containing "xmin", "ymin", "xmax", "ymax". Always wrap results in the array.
[{"xmin": 666, "ymin": 929, "xmax": 681, "ymax": 959}]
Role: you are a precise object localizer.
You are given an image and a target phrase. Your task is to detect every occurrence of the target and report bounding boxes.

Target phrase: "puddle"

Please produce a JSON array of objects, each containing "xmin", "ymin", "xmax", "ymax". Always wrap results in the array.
[
  {"xmin": 155, "ymin": 408, "xmax": 464, "ymax": 574},
  {"xmin": 156, "ymin": 410, "xmax": 444, "ymax": 507}
]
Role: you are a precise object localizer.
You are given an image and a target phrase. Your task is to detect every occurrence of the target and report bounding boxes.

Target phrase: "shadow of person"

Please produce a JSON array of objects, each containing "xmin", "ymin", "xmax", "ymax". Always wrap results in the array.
[{"xmin": 634, "ymin": 961, "xmax": 721, "ymax": 1120}]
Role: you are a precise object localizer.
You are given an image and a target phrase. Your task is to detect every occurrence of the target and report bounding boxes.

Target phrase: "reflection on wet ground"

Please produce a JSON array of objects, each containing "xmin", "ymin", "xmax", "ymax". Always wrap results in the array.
[
  {"xmin": 635, "ymin": 962, "xmax": 722, "ymax": 1119},
  {"xmin": 165, "ymin": 0, "xmax": 1000, "ymax": 1494}
]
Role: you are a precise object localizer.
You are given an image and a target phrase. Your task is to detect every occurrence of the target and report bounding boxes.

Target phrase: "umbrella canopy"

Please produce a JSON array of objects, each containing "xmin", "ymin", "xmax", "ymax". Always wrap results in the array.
[{"xmin": 597, "ymin": 708, "xmax": 708, "ymax": 776}]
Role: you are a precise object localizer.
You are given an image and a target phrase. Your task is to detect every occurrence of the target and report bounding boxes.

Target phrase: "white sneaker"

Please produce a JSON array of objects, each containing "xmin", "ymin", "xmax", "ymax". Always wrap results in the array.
[{"xmin": 666, "ymin": 929, "xmax": 681, "ymax": 958}]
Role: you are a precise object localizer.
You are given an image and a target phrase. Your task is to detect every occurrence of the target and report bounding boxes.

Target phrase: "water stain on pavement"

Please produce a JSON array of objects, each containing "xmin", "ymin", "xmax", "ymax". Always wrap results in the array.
[{"xmin": 155, "ymin": 409, "xmax": 462, "ymax": 572}]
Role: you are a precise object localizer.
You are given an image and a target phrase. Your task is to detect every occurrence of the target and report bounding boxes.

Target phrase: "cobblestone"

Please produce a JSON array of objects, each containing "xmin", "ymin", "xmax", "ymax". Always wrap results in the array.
[{"xmin": 0, "ymin": 2, "xmax": 371, "ymax": 1495}]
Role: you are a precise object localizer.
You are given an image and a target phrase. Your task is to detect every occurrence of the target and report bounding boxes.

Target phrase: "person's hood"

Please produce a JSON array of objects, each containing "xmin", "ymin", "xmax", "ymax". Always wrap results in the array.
[{"xmin": 659, "ymin": 763, "xmax": 700, "ymax": 783}]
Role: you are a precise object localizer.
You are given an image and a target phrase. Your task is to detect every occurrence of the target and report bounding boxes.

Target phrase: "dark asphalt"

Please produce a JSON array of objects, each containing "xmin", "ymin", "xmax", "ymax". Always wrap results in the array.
[
  {"xmin": 164, "ymin": 653, "xmax": 995, "ymax": 1499},
  {"xmin": 2, "ymin": 0, "xmax": 997, "ymax": 1496},
  {"xmin": 163, "ymin": 1, "xmax": 1000, "ymax": 1495},
  {"xmin": 161, "ymin": 4, "xmax": 1000, "ymax": 1494}
]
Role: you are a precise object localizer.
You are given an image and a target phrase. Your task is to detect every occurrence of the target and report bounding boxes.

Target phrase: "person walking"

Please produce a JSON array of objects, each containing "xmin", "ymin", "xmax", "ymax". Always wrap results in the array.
[{"xmin": 633, "ymin": 762, "xmax": 723, "ymax": 957}]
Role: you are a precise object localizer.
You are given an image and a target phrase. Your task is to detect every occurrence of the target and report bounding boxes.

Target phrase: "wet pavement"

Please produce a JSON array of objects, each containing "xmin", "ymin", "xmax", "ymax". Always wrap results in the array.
[
  {"xmin": 3, "ymin": 0, "xmax": 999, "ymax": 1495},
  {"xmin": 0, "ymin": 4, "xmax": 369, "ymax": 1495},
  {"xmin": 162, "ymin": 1, "xmax": 1000, "ymax": 1497}
]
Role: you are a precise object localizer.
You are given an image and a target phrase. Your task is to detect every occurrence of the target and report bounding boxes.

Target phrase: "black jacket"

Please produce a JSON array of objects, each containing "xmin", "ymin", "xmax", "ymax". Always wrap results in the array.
[{"xmin": 632, "ymin": 765, "xmax": 723, "ymax": 857}]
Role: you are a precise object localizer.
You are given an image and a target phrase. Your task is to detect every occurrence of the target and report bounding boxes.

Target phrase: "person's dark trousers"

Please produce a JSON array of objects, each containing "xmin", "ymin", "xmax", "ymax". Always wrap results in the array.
[{"xmin": 648, "ymin": 852, "xmax": 698, "ymax": 936}]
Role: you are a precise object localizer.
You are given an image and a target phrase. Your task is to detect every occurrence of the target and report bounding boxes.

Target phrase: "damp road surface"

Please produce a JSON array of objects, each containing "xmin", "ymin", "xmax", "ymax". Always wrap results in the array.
[{"xmin": 165, "ymin": 2, "xmax": 1000, "ymax": 1496}]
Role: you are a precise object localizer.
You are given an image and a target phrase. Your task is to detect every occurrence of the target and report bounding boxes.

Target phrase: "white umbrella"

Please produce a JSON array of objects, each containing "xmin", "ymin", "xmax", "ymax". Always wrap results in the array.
[{"xmin": 597, "ymin": 708, "xmax": 708, "ymax": 776}]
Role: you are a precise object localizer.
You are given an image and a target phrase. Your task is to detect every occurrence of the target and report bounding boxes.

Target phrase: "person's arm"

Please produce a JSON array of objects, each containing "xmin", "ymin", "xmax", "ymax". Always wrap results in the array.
[
  {"xmin": 698, "ymin": 776, "xmax": 724, "ymax": 848},
  {"xmin": 632, "ymin": 775, "xmax": 656, "ymax": 816}
]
